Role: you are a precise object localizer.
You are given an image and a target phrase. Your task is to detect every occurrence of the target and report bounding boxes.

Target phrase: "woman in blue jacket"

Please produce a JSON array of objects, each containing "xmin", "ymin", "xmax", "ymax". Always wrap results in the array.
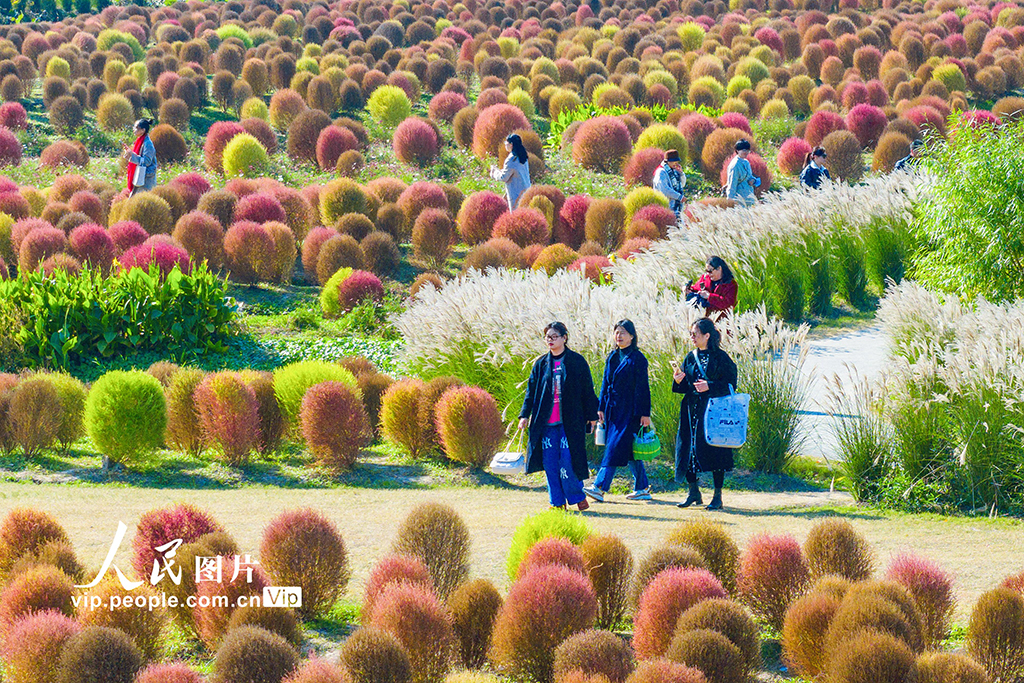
[{"xmin": 584, "ymin": 320, "xmax": 653, "ymax": 502}]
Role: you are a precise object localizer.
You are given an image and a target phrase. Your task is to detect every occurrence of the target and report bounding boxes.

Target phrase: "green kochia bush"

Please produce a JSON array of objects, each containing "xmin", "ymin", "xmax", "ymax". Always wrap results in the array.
[
  {"xmin": 273, "ymin": 361, "xmax": 359, "ymax": 430},
  {"xmin": 85, "ymin": 371, "xmax": 167, "ymax": 466},
  {"xmin": 506, "ymin": 508, "xmax": 592, "ymax": 580},
  {"xmin": 0, "ymin": 264, "xmax": 234, "ymax": 369}
]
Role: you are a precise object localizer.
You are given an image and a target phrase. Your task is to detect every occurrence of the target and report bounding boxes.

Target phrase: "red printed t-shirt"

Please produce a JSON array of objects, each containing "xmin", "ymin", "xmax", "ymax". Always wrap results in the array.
[{"xmin": 548, "ymin": 355, "xmax": 564, "ymax": 425}]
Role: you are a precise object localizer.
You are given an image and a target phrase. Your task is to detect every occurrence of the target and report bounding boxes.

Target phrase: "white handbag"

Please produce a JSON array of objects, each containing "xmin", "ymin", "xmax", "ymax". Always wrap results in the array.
[
  {"xmin": 490, "ymin": 430, "xmax": 526, "ymax": 474},
  {"xmin": 704, "ymin": 385, "xmax": 750, "ymax": 448},
  {"xmin": 132, "ymin": 163, "xmax": 146, "ymax": 187}
]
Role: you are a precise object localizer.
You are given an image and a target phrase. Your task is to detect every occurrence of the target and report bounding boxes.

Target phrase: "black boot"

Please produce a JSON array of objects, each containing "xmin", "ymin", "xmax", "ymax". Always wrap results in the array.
[
  {"xmin": 677, "ymin": 481, "xmax": 703, "ymax": 508},
  {"xmin": 706, "ymin": 488, "xmax": 723, "ymax": 510}
]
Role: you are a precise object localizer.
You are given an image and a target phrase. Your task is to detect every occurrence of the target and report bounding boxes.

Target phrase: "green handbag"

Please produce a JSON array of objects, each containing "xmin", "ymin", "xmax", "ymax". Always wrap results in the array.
[{"xmin": 633, "ymin": 426, "xmax": 661, "ymax": 461}]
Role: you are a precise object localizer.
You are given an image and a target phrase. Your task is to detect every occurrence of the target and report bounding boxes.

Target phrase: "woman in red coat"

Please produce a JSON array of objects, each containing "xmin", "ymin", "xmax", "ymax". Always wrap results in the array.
[{"xmin": 687, "ymin": 256, "xmax": 737, "ymax": 318}]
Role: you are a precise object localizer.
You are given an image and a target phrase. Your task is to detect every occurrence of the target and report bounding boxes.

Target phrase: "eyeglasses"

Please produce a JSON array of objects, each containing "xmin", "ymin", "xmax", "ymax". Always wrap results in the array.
[{"xmin": 544, "ymin": 334, "xmax": 563, "ymax": 341}]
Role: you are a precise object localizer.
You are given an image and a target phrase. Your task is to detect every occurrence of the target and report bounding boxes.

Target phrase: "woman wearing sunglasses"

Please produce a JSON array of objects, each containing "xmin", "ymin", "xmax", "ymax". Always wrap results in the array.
[
  {"xmin": 519, "ymin": 322, "xmax": 600, "ymax": 511},
  {"xmin": 686, "ymin": 256, "xmax": 737, "ymax": 319}
]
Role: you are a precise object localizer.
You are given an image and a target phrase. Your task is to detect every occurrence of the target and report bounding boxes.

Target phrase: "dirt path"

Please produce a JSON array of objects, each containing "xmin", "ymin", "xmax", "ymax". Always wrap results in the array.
[{"xmin": 1, "ymin": 482, "xmax": 1017, "ymax": 621}]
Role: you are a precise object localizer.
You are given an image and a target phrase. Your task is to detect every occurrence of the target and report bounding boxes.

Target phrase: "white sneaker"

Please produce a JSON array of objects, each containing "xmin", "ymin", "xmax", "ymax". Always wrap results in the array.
[
  {"xmin": 626, "ymin": 488, "xmax": 652, "ymax": 501},
  {"xmin": 583, "ymin": 486, "xmax": 605, "ymax": 502}
]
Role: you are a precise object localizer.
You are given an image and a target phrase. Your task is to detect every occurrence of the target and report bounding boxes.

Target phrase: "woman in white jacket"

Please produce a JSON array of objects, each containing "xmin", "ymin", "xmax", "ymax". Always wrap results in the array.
[
  {"xmin": 490, "ymin": 133, "xmax": 531, "ymax": 210},
  {"xmin": 724, "ymin": 139, "xmax": 757, "ymax": 206}
]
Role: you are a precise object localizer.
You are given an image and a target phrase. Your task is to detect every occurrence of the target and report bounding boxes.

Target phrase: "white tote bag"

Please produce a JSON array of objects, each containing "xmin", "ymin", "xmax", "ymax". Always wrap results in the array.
[
  {"xmin": 490, "ymin": 430, "xmax": 526, "ymax": 474},
  {"xmin": 132, "ymin": 163, "xmax": 146, "ymax": 188},
  {"xmin": 704, "ymin": 385, "xmax": 750, "ymax": 448}
]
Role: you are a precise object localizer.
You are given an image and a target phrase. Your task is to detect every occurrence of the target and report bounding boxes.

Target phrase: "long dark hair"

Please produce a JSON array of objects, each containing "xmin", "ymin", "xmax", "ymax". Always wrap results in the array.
[
  {"xmin": 803, "ymin": 146, "xmax": 825, "ymax": 168},
  {"xmin": 507, "ymin": 133, "xmax": 528, "ymax": 164},
  {"xmin": 134, "ymin": 118, "xmax": 152, "ymax": 134},
  {"xmin": 707, "ymin": 255, "xmax": 733, "ymax": 284},
  {"xmin": 692, "ymin": 317, "xmax": 722, "ymax": 351},
  {"xmin": 613, "ymin": 319, "xmax": 638, "ymax": 351}
]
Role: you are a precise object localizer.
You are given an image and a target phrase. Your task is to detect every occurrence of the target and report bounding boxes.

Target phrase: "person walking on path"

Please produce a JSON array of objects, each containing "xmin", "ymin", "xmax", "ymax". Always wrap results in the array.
[
  {"xmin": 519, "ymin": 322, "xmax": 599, "ymax": 511},
  {"xmin": 584, "ymin": 320, "xmax": 653, "ymax": 503},
  {"xmin": 799, "ymin": 146, "xmax": 831, "ymax": 189},
  {"xmin": 673, "ymin": 318, "xmax": 738, "ymax": 511},
  {"xmin": 491, "ymin": 133, "xmax": 532, "ymax": 210},
  {"xmin": 122, "ymin": 118, "xmax": 157, "ymax": 196},
  {"xmin": 653, "ymin": 149, "xmax": 686, "ymax": 219},
  {"xmin": 724, "ymin": 139, "xmax": 758, "ymax": 206},
  {"xmin": 687, "ymin": 256, "xmax": 737, "ymax": 319}
]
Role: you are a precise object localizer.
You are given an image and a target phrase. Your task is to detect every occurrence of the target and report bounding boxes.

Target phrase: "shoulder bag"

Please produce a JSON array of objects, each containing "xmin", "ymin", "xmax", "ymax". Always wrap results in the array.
[{"xmin": 691, "ymin": 350, "xmax": 750, "ymax": 448}]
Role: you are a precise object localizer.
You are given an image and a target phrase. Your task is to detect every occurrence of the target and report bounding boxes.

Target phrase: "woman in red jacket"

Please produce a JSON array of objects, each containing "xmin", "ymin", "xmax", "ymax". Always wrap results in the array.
[{"xmin": 687, "ymin": 256, "xmax": 737, "ymax": 318}]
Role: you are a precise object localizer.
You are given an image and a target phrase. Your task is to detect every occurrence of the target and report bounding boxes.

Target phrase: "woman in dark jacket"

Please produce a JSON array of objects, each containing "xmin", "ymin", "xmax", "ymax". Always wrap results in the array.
[
  {"xmin": 584, "ymin": 320, "xmax": 653, "ymax": 502},
  {"xmin": 687, "ymin": 256, "xmax": 738, "ymax": 319},
  {"xmin": 672, "ymin": 317, "xmax": 738, "ymax": 510},
  {"xmin": 519, "ymin": 322, "xmax": 599, "ymax": 511},
  {"xmin": 799, "ymin": 147, "xmax": 830, "ymax": 189}
]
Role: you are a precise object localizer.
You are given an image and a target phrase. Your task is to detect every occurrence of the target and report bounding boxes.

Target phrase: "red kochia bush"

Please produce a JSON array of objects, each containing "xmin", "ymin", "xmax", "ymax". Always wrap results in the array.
[
  {"xmin": 315, "ymin": 125, "xmax": 359, "ymax": 171},
  {"xmin": 902, "ymin": 105, "xmax": 946, "ymax": 138},
  {"xmin": 120, "ymin": 237, "xmax": 191, "ymax": 277},
  {"xmin": 624, "ymin": 148, "xmax": 666, "ymax": 188},
  {"xmin": 69, "ymin": 223, "xmax": 115, "ymax": 272},
  {"xmin": 737, "ymin": 533, "xmax": 810, "ymax": 632},
  {"xmin": 397, "ymin": 181, "xmax": 449, "ymax": 224},
  {"xmin": 261, "ymin": 508, "xmax": 351, "ymax": 619},
  {"xmin": 18, "ymin": 227, "xmax": 67, "ymax": 273},
  {"xmin": 224, "ymin": 221, "xmax": 275, "ymax": 283},
  {"xmin": 337, "ymin": 270, "xmax": 384, "ymax": 311},
  {"xmin": 804, "ymin": 110, "xmax": 847, "ymax": 147},
  {"xmin": 1, "ymin": 610, "xmax": 82, "ymax": 683},
  {"xmin": 677, "ymin": 113, "xmax": 719, "ymax": 165},
  {"xmin": 491, "ymin": 564, "xmax": 598, "ymax": 682},
  {"xmin": 885, "ymin": 553, "xmax": 955, "ymax": 648},
  {"xmin": 0, "ymin": 102, "xmax": 27, "ymax": 130},
  {"xmin": 846, "ymin": 104, "xmax": 887, "ymax": 148},
  {"xmin": 518, "ymin": 536, "xmax": 588, "ymax": 580},
  {"xmin": 362, "ymin": 554, "xmax": 433, "ymax": 624},
  {"xmin": 131, "ymin": 503, "xmax": 224, "ymax": 579},
  {"xmin": 570, "ymin": 255, "xmax": 613, "ymax": 283},
  {"xmin": 108, "ymin": 221, "xmax": 148, "ymax": 254},
  {"xmin": 457, "ymin": 191, "xmax": 508, "ymax": 245},
  {"xmin": 777, "ymin": 137, "xmax": 813, "ymax": 176},
  {"xmin": 633, "ymin": 568, "xmax": 728, "ymax": 659},
  {"xmin": 194, "ymin": 371, "xmax": 261, "ymax": 466},
  {"xmin": 40, "ymin": 140, "xmax": 89, "ymax": 169},
  {"xmin": 473, "ymin": 103, "xmax": 531, "ymax": 160},
  {"xmin": 69, "ymin": 192, "xmax": 104, "ymax": 224},
  {"xmin": 203, "ymin": 121, "xmax": 245, "ymax": 173},
  {"xmin": 284, "ymin": 658, "xmax": 349, "ymax": 683},
  {"xmin": 193, "ymin": 559, "xmax": 270, "ymax": 648},
  {"xmin": 572, "ymin": 116, "xmax": 633, "ymax": 173},
  {"xmin": 368, "ymin": 582, "xmax": 456, "ymax": 683},
  {"xmin": 301, "ymin": 381, "xmax": 371, "ymax": 472},
  {"xmin": 172, "ymin": 211, "xmax": 225, "ymax": 270},
  {"xmin": 558, "ymin": 195, "xmax": 591, "ymax": 248},
  {"xmin": 434, "ymin": 385, "xmax": 505, "ymax": 468},
  {"xmin": 394, "ymin": 117, "xmax": 442, "ymax": 166},
  {"xmin": 626, "ymin": 659, "xmax": 707, "ymax": 683},
  {"xmin": 234, "ymin": 192, "xmax": 287, "ymax": 225},
  {"xmin": 0, "ymin": 127, "xmax": 22, "ymax": 166},
  {"xmin": 428, "ymin": 91, "xmax": 468, "ymax": 123},
  {"xmin": 134, "ymin": 662, "xmax": 206, "ymax": 683},
  {"xmin": 301, "ymin": 227, "xmax": 334, "ymax": 283},
  {"xmin": 492, "ymin": 207, "xmax": 550, "ymax": 247}
]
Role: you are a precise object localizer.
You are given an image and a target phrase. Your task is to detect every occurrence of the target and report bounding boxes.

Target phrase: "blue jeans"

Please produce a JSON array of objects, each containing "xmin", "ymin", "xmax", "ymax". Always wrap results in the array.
[
  {"xmin": 595, "ymin": 460, "xmax": 649, "ymax": 493},
  {"xmin": 541, "ymin": 425, "xmax": 585, "ymax": 507}
]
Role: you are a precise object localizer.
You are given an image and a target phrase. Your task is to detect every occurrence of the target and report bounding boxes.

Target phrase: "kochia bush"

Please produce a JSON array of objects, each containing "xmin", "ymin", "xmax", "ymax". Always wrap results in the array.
[
  {"xmin": 632, "ymin": 568, "xmax": 727, "ymax": 659},
  {"xmin": 518, "ymin": 536, "xmax": 587, "ymax": 580},
  {"xmin": 572, "ymin": 116, "xmax": 633, "ymax": 173},
  {"xmin": 472, "ymin": 104, "xmax": 530, "ymax": 160},
  {"xmin": 273, "ymin": 361, "xmax": 359, "ymax": 430},
  {"xmin": 194, "ymin": 371, "xmax": 261, "ymax": 466},
  {"xmin": 450, "ymin": 578, "xmax": 503, "ymax": 669},
  {"xmin": 493, "ymin": 207, "xmax": 549, "ymax": 247},
  {"xmin": 56, "ymin": 626, "xmax": 143, "ymax": 683},
  {"xmin": 368, "ymin": 582, "xmax": 456, "ymax": 683},
  {"xmin": 433, "ymin": 386, "xmax": 504, "ymax": 468},
  {"xmin": 380, "ymin": 378, "xmax": 431, "ymax": 459},
  {"xmin": 367, "ymin": 85, "xmax": 412, "ymax": 128},
  {"xmin": 412, "ymin": 208, "xmax": 455, "ymax": 268},
  {"xmin": 394, "ymin": 117, "xmax": 441, "ymax": 167},
  {"xmin": 457, "ymin": 191, "xmax": 508, "ymax": 245},
  {"xmin": 392, "ymin": 502, "xmax": 472, "ymax": 601},
  {"xmin": 222, "ymin": 133, "xmax": 269, "ymax": 178},
  {"xmin": 211, "ymin": 626, "xmax": 299, "ymax": 683},
  {"xmin": 506, "ymin": 508, "xmax": 592, "ymax": 580},
  {"xmin": 300, "ymin": 381, "xmax": 371, "ymax": 471},
  {"xmin": 553, "ymin": 629, "xmax": 635, "ymax": 683},
  {"xmin": 777, "ymin": 137, "xmax": 812, "ymax": 177},
  {"xmin": 130, "ymin": 502, "xmax": 224, "ymax": 579},
  {"xmin": 0, "ymin": 610, "xmax": 82, "ymax": 683},
  {"xmin": 84, "ymin": 371, "xmax": 167, "ymax": 467},
  {"xmin": 0, "ymin": 507, "xmax": 70, "ymax": 579},
  {"xmin": 737, "ymin": 533, "xmax": 810, "ymax": 632}
]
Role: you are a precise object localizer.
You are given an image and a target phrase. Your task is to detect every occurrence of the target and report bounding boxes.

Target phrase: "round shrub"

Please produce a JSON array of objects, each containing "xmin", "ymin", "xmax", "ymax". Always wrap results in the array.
[
  {"xmin": 116, "ymin": 193, "xmax": 174, "ymax": 235},
  {"xmin": 517, "ymin": 536, "xmax": 587, "ymax": 582},
  {"xmin": 737, "ymin": 533, "xmax": 809, "ymax": 632},
  {"xmin": 821, "ymin": 130, "xmax": 864, "ymax": 183},
  {"xmin": 316, "ymin": 125, "xmax": 359, "ymax": 171},
  {"xmin": 625, "ymin": 659, "xmax": 707, "ymax": 683},
  {"xmin": 135, "ymin": 663, "xmax": 206, "ymax": 683},
  {"xmin": 282, "ymin": 659, "xmax": 348, "ymax": 683},
  {"xmin": 634, "ymin": 125, "xmax": 687, "ymax": 159},
  {"xmin": 273, "ymin": 361, "xmax": 358, "ymax": 430},
  {"xmin": 78, "ymin": 577, "xmax": 167, "ymax": 661},
  {"xmin": 553, "ymin": 629, "xmax": 634, "ymax": 683},
  {"xmin": 392, "ymin": 502, "xmax": 471, "ymax": 601},
  {"xmin": 825, "ymin": 630, "xmax": 916, "ymax": 683},
  {"xmin": 429, "ymin": 91, "xmax": 468, "ymax": 123},
  {"xmin": 0, "ymin": 565, "xmax": 75, "ymax": 630},
  {"xmin": 18, "ymin": 227, "xmax": 66, "ymax": 274},
  {"xmin": 457, "ymin": 191, "xmax": 507, "ymax": 245},
  {"xmin": 7, "ymin": 375, "xmax": 62, "ymax": 457},
  {"xmin": 777, "ymin": 137, "xmax": 812, "ymax": 176},
  {"xmin": 846, "ymin": 104, "xmax": 887, "ymax": 148},
  {"xmin": 317, "ymin": 235, "xmax": 364, "ymax": 285},
  {"xmin": 450, "ymin": 578, "xmax": 503, "ymax": 669},
  {"xmin": 41, "ymin": 254, "xmax": 82, "ymax": 277},
  {"xmin": 173, "ymin": 211, "xmax": 225, "ymax": 270},
  {"xmin": 212, "ymin": 626, "xmax": 299, "ymax": 683},
  {"xmin": 57, "ymin": 626, "xmax": 143, "ymax": 683},
  {"xmin": 569, "ymin": 255, "xmax": 612, "ymax": 283},
  {"xmin": 623, "ymin": 187, "xmax": 669, "ymax": 223},
  {"xmin": 223, "ymin": 133, "xmax": 269, "ymax": 178},
  {"xmin": 204, "ymin": 121, "xmax": 246, "ymax": 173},
  {"xmin": 782, "ymin": 589, "xmax": 841, "ymax": 678},
  {"xmin": 885, "ymin": 554, "xmax": 955, "ymax": 648},
  {"xmin": 914, "ymin": 652, "xmax": 992, "ymax": 683},
  {"xmin": 380, "ymin": 378, "xmax": 431, "ymax": 458},
  {"xmin": 131, "ymin": 502, "xmax": 223, "ymax": 580},
  {"xmin": 473, "ymin": 104, "xmax": 531, "ymax": 161},
  {"xmin": 666, "ymin": 519, "xmax": 740, "ymax": 594},
  {"xmin": 261, "ymin": 508, "xmax": 350, "ymax": 621},
  {"xmin": 224, "ymin": 221, "xmax": 275, "ymax": 284},
  {"xmin": 664, "ymin": 629, "xmax": 744, "ymax": 683},
  {"xmin": 96, "ymin": 93, "xmax": 134, "ymax": 132},
  {"xmin": 108, "ymin": 221, "xmax": 148, "ymax": 254},
  {"xmin": 301, "ymin": 379, "xmax": 371, "ymax": 471},
  {"xmin": 0, "ymin": 102, "xmax": 27, "ymax": 130},
  {"xmin": 39, "ymin": 140, "xmax": 88, "ymax": 169},
  {"xmin": 433, "ymin": 386, "xmax": 503, "ymax": 468},
  {"xmin": 0, "ymin": 128, "xmax": 21, "ymax": 167},
  {"xmin": 49, "ymin": 96, "xmax": 83, "ymax": 136},
  {"xmin": 119, "ymin": 237, "xmax": 191, "ymax": 278},
  {"xmin": 490, "ymin": 564, "xmax": 598, "ymax": 682},
  {"xmin": 579, "ymin": 534, "xmax": 633, "ymax": 630},
  {"xmin": 967, "ymin": 587, "xmax": 1024, "ymax": 682},
  {"xmin": 321, "ymin": 178, "xmax": 371, "ymax": 226},
  {"xmin": 397, "ymin": 181, "xmax": 448, "ymax": 226},
  {"xmin": 341, "ymin": 627, "xmax": 413, "ymax": 683},
  {"xmin": 147, "ymin": 124, "xmax": 188, "ymax": 164},
  {"xmin": 532, "ymin": 244, "xmax": 579, "ymax": 275},
  {"xmin": 369, "ymin": 582, "xmax": 456, "ymax": 683},
  {"xmin": 287, "ymin": 109, "xmax": 331, "ymax": 165},
  {"xmin": 493, "ymin": 207, "xmax": 549, "ymax": 247},
  {"xmin": 826, "ymin": 588, "xmax": 924, "ymax": 655},
  {"xmin": 412, "ymin": 208, "xmax": 455, "ymax": 268},
  {"xmin": 235, "ymin": 193, "xmax": 287, "ymax": 225},
  {"xmin": 572, "ymin": 116, "xmax": 633, "ymax": 174},
  {"xmin": 367, "ymin": 85, "xmax": 412, "ymax": 129},
  {"xmin": 872, "ymin": 132, "xmax": 912, "ymax": 173},
  {"xmin": 804, "ymin": 518, "xmax": 874, "ymax": 581},
  {"xmin": 360, "ymin": 231, "xmax": 400, "ymax": 278},
  {"xmin": 623, "ymin": 148, "xmax": 665, "ymax": 188},
  {"xmin": 633, "ymin": 568, "xmax": 727, "ymax": 659},
  {"xmin": 394, "ymin": 117, "xmax": 441, "ymax": 166},
  {"xmin": 1, "ymin": 610, "xmax": 81, "ymax": 683},
  {"xmin": 584, "ymin": 199, "xmax": 626, "ymax": 251},
  {"xmin": 84, "ymin": 370, "xmax": 167, "ymax": 467},
  {"xmin": 194, "ymin": 560, "xmax": 270, "ymax": 648},
  {"xmin": 700, "ymin": 128, "xmax": 750, "ymax": 182},
  {"xmin": 676, "ymin": 599, "xmax": 760, "ymax": 672},
  {"xmin": 194, "ymin": 371, "xmax": 260, "ymax": 466},
  {"xmin": 269, "ymin": 89, "xmax": 308, "ymax": 131}
]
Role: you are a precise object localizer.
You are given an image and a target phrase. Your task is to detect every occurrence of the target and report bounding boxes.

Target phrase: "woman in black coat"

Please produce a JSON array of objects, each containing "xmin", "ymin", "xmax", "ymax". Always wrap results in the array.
[
  {"xmin": 584, "ymin": 320, "xmax": 653, "ymax": 503},
  {"xmin": 672, "ymin": 317, "xmax": 738, "ymax": 510},
  {"xmin": 518, "ymin": 321, "xmax": 599, "ymax": 511}
]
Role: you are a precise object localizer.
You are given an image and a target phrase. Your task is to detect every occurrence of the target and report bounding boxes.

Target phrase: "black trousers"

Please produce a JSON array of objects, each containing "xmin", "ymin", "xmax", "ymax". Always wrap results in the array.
[{"xmin": 686, "ymin": 469, "xmax": 724, "ymax": 488}]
